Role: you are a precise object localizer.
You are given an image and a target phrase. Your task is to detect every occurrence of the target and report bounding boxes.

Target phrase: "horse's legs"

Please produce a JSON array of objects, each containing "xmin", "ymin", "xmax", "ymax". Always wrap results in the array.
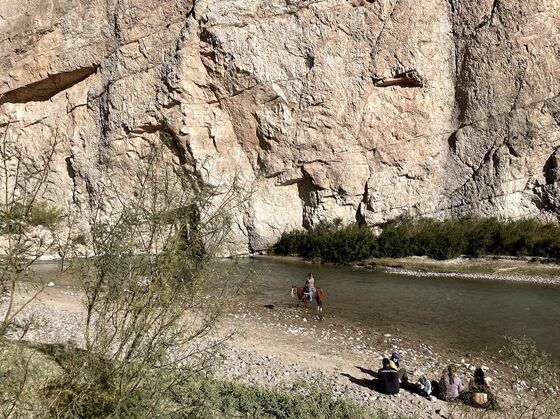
[{"xmin": 317, "ymin": 299, "xmax": 323, "ymax": 314}]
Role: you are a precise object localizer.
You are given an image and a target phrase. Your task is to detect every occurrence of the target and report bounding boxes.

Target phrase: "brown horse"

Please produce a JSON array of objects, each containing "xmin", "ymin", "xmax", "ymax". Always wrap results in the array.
[{"xmin": 291, "ymin": 285, "xmax": 323, "ymax": 313}]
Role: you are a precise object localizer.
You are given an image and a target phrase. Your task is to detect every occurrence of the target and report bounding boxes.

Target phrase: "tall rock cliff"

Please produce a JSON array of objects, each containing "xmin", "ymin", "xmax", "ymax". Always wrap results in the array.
[{"xmin": 1, "ymin": 0, "xmax": 559, "ymax": 253}]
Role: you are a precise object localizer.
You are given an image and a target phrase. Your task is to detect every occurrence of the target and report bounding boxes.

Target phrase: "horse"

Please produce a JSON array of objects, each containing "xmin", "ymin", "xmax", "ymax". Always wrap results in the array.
[{"xmin": 291, "ymin": 285, "xmax": 323, "ymax": 313}]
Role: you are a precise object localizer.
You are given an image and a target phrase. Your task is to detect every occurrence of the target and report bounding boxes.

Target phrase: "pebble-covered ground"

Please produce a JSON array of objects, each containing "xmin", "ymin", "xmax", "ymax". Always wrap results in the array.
[
  {"xmin": 214, "ymin": 301, "xmax": 541, "ymax": 418},
  {"xmin": 3, "ymin": 284, "xmax": 553, "ymax": 418},
  {"xmin": 380, "ymin": 266, "xmax": 560, "ymax": 286}
]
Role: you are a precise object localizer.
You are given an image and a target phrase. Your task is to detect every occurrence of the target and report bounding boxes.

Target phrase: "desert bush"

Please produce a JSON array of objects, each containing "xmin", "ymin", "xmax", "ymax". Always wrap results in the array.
[
  {"xmin": 0, "ymin": 123, "xmax": 67, "ymax": 418},
  {"xmin": 0, "ymin": 340, "xmax": 64, "ymax": 417},
  {"xmin": 0, "ymin": 125, "xmax": 249, "ymax": 416},
  {"xmin": 170, "ymin": 374, "xmax": 409, "ymax": 419},
  {"xmin": 26, "ymin": 200, "xmax": 63, "ymax": 228},
  {"xmin": 40, "ymin": 143, "xmax": 244, "ymax": 417},
  {"xmin": 0, "ymin": 122, "xmax": 62, "ymax": 337},
  {"xmin": 502, "ymin": 336, "xmax": 560, "ymax": 418}
]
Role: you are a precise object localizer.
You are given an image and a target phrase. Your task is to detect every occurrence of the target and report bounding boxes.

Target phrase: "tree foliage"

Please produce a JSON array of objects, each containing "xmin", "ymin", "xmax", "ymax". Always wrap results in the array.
[
  {"xmin": 41, "ymin": 143, "xmax": 242, "ymax": 417},
  {"xmin": 0, "ymin": 127, "xmax": 245, "ymax": 416},
  {"xmin": 0, "ymin": 122, "xmax": 62, "ymax": 338}
]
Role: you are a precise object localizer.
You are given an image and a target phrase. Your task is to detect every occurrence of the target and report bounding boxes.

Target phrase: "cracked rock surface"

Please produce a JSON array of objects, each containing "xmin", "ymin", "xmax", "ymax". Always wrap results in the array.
[{"xmin": 1, "ymin": 0, "xmax": 559, "ymax": 252}]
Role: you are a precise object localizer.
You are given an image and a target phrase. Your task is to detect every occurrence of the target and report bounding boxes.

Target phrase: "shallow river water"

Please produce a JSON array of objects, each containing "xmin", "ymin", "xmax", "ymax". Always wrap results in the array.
[
  {"xmin": 233, "ymin": 258, "xmax": 560, "ymax": 358},
  {"xmin": 33, "ymin": 257, "xmax": 560, "ymax": 358}
]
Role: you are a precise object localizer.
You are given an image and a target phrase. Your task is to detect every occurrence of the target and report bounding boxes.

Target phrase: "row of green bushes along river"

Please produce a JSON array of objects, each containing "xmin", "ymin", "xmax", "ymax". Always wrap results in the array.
[{"xmin": 270, "ymin": 216, "xmax": 560, "ymax": 264}]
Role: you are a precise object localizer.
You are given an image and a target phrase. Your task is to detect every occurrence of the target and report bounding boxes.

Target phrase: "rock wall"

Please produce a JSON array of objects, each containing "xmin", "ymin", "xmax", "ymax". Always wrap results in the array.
[{"xmin": 1, "ymin": 0, "xmax": 559, "ymax": 253}]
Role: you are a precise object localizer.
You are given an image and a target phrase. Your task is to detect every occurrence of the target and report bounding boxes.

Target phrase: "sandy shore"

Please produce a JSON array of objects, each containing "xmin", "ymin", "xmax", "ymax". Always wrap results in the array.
[{"xmin": 4, "ymin": 282, "xmax": 551, "ymax": 418}]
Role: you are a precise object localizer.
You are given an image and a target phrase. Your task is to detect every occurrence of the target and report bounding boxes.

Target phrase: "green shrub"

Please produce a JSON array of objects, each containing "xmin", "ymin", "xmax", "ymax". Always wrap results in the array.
[
  {"xmin": 171, "ymin": 374, "xmax": 375, "ymax": 418},
  {"xmin": 502, "ymin": 336, "xmax": 559, "ymax": 394},
  {"xmin": 501, "ymin": 336, "xmax": 560, "ymax": 418},
  {"xmin": 272, "ymin": 216, "xmax": 560, "ymax": 263},
  {"xmin": 272, "ymin": 223, "xmax": 378, "ymax": 264},
  {"xmin": 27, "ymin": 200, "xmax": 62, "ymax": 228}
]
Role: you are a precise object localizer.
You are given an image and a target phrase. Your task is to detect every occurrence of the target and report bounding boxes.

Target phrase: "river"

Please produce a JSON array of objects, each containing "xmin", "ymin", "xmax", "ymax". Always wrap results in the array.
[
  {"xmin": 32, "ymin": 257, "xmax": 560, "ymax": 358},
  {"xmin": 233, "ymin": 257, "xmax": 560, "ymax": 358}
]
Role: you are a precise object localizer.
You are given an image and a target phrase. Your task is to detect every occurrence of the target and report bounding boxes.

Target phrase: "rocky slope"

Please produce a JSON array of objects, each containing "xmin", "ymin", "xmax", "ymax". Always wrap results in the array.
[{"xmin": 1, "ymin": 0, "xmax": 559, "ymax": 253}]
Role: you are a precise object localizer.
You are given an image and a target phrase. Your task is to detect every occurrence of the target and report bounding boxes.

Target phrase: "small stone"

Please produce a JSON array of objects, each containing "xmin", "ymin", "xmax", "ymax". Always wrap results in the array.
[{"xmin": 47, "ymin": 282, "xmax": 55, "ymax": 287}]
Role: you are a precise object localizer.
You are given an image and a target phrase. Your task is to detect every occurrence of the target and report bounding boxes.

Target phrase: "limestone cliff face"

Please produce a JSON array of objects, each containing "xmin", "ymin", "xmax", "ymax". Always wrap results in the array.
[{"xmin": 1, "ymin": 0, "xmax": 559, "ymax": 253}]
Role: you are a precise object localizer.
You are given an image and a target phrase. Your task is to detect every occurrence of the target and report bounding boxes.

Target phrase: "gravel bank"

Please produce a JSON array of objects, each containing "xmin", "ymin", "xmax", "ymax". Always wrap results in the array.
[
  {"xmin": 3, "ymin": 285, "xmax": 550, "ymax": 418},
  {"xmin": 379, "ymin": 266, "xmax": 560, "ymax": 286},
  {"xmin": 215, "ymin": 301, "xmax": 537, "ymax": 418}
]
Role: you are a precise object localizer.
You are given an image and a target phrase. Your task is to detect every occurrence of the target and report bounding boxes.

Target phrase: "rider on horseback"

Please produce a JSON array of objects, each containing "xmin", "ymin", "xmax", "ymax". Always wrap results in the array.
[{"xmin": 304, "ymin": 273, "xmax": 316, "ymax": 301}]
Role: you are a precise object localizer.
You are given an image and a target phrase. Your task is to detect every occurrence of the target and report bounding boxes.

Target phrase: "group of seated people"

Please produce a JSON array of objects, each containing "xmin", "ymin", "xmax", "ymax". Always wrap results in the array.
[{"xmin": 375, "ymin": 353, "xmax": 498, "ymax": 409}]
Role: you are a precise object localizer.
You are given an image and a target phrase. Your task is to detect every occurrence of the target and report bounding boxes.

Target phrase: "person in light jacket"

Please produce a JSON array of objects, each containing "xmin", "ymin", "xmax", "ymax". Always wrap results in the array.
[
  {"xmin": 389, "ymin": 352, "xmax": 408, "ymax": 382},
  {"xmin": 440, "ymin": 364, "xmax": 464, "ymax": 400},
  {"xmin": 304, "ymin": 273, "xmax": 315, "ymax": 301}
]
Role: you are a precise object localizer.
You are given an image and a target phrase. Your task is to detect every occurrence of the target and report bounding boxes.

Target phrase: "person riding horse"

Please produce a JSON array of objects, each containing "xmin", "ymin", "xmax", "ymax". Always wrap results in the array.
[
  {"xmin": 304, "ymin": 273, "xmax": 316, "ymax": 301},
  {"xmin": 291, "ymin": 284, "xmax": 323, "ymax": 313}
]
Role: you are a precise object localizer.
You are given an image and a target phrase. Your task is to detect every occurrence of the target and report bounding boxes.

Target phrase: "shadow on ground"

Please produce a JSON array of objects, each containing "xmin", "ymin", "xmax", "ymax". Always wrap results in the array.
[
  {"xmin": 340, "ymin": 372, "xmax": 378, "ymax": 391},
  {"xmin": 342, "ymin": 366, "xmax": 424, "ymax": 397},
  {"xmin": 356, "ymin": 366, "xmax": 377, "ymax": 378}
]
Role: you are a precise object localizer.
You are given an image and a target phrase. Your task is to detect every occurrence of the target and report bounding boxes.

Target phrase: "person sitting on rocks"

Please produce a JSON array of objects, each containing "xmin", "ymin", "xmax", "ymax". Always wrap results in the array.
[
  {"xmin": 389, "ymin": 352, "xmax": 408, "ymax": 383},
  {"xmin": 415, "ymin": 374, "xmax": 433, "ymax": 398},
  {"xmin": 440, "ymin": 364, "xmax": 464, "ymax": 400},
  {"xmin": 377, "ymin": 358, "xmax": 400, "ymax": 395},
  {"xmin": 460, "ymin": 367, "xmax": 499, "ymax": 410},
  {"xmin": 303, "ymin": 272, "xmax": 315, "ymax": 301}
]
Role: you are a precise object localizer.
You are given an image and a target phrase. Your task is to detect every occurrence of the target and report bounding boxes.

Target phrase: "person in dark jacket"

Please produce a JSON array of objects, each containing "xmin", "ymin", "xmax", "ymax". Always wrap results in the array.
[
  {"xmin": 377, "ymin": 358, "xmax": 400, "ymax": 395},
  {"xmin": 460, "ymin": 367, "xmax": 499, "ymax": 410}
]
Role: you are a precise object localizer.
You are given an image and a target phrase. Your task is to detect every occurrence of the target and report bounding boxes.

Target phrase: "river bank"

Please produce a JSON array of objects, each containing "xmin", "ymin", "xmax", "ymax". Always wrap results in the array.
[
  {"xmin": 216, "ymin": 301, "xmax": 557, "ymax": 418},
  {"xmin": 5, "ymin": 280, "xmax": 558, "ymax": 418}
]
